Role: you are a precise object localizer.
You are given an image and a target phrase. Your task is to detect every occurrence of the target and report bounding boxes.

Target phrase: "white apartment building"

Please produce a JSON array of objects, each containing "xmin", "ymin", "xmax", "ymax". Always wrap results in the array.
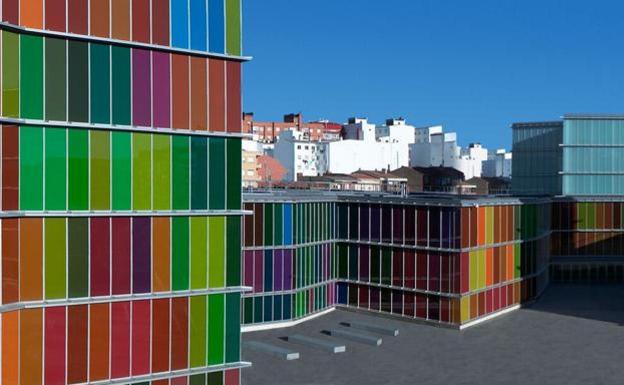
[
  {"xmin": 409, "ymin": 126, "xmax": 488, "ymax": 179},
  {"xmin": 273, "ymin": 130, "xmax": 328, "ymax": 181},
  {"xmin": 327, "ymin": 118, "xmax": 415, "ymax": 175},
  {"xmin": 483, "ymin": 149, "xmax": 513, "ymax": 178}
]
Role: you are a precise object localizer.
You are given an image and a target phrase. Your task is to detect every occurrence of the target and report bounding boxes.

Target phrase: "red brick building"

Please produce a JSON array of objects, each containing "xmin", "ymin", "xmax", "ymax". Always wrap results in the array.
[{"xmin": 243, "ymin": 112, "xmax": 343, "ymax": 143}]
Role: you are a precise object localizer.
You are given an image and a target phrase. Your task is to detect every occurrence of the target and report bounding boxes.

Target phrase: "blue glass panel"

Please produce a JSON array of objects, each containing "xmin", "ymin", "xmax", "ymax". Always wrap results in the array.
[
  {"xmin": 190, "ymin": 0, "xmax": 207, "ymax": 51},
  {"xmin": 171, "ymin": 0, "xmax": 189, "ymax": 48},
  {"xmin": 283, "ymin": 203, "xmax": 292, "ymax": 245},
  {"xmin": 209, "ymin": 0, "xmax": 225, "ymax": 53}
]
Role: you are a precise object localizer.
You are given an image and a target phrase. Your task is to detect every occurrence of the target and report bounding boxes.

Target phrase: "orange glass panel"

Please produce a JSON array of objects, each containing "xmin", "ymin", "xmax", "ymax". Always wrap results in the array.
[
  {"xmin": 20, "ymin": 308, "xmax": 43, "ymax": 385},
  {"xmin": 20, "ymin": 0, "xmax": 43, "ymax": 29},
  {"xmin": 172, "ymin": 54, "xmax": 189, "ymax": 129},
  {"xmin": 90, "ymin": 0, "xmax": 111, "ymax": 38},
  {"xmin": 20, "ymin": 218, "xmax": 43, "ymax": 300},
  {"xmin": 153, "ymin": 217, "xmax": 171, "ymax": 292},
  {"xmin": 89, "ymin": 303, "xmax": 110, "ymax": 381},
  {"xmin": 1, "ymin": 311, "xmax": 19, "ymax": 384},
  {"xmin": 506, "ymin": 244, "xmax": 514, "ymax": 281},
  {"xmin": 111, "ymin": 0, "xmax": 130, "ymax": 40},
  {"xmin": 190, "ymin": 57, "xmax": 207, "ymax": 130}
]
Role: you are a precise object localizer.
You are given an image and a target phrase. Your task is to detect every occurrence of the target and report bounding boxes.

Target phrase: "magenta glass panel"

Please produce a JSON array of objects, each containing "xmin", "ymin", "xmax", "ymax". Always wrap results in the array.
[
  {"xmin": 132, "ymin": 49, "xmax": 152, "ymax": 126},
  {"xmin": 132, "ymin": 300, "xmax": 150, "ymax": 375},
  {"xmin": 283, "ymin": 249, "xmax": 292, "ymax": 290},
  {"xmin": 440, "ymin": 297, "xmax": 450, "ymax": 323},
  {"xmin": 273, "ymin": 249, "xmax": 283, "ymax": 291},
  {"xmin": 111, "ymin": 302, "xmax": 130, "ymax": 378},
  {"xmin": 152, "ymin": 51, "xmax": 171, "ymax": 128},
  {"xmin": 405, "ymin": 207, "xmax": 416, "ymax": 245},
  {"xmin": 132, "ymin": 217, "xmax": 151, "ymax": 294},
  {"xmin": 392, "ymin": 249, "xmax": 403, "ymax": 287},
  {"xmin": 404, "ymin": 293, "xmax": 415, "ymax": 317},
  {"xmin": 392, "ymin": 290, "xmax": 403, "ymax": 314},
  {"xmin": 392, "ymin": 206, "xmax": 403, "ymax": 244},
  {"xmin": 358, "ymin": 285, "xmax": 369, "ymax": 309},
  {"xmin": 404, "ymin": 250, "xmax": 415, "ymax": 288},
  {"xmin": 428, "ymin": 253, "xmax": 440, "ymax": 292},
  {"xmin": 415, "ymin": 293, "xmax": 427, "ymax": 319},
  {"xmin": 416, "ymin": 252, "xmax": 427, "ymax": 291},
  {"xmin": 112, "ymin": 218, "xmax": 131, "ymax": 295},
  {"xmin": 45, "ymin": 307, "xmax": 66, "ymax": 384},
  {"xmin": 243, "ymin": 251, "xmax": 253, "ymax": 288},
  {"xmin": 369, "ymin": 287, "xmax": 380, "ymax": 311},
  {"xmin": 358, "ymin": 245, "xmax": 369, "ymax": 282},
  {"xmin": 90, "ymin": 217, "xmax": 111, "ymax": 296},
  {"xmin": 253, "ymin": 251, "xmax": 263, "ymax": 293},
  {"xmin": 440, "ymin": 252, "xmax": 450, "ymax": 293}
]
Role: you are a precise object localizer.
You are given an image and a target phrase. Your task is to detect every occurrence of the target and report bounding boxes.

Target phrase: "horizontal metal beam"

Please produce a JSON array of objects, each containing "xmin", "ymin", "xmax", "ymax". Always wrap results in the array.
[
  {"xmin": 287, "ymin": 335, "xmax": 346, "ymax": 353},
  {"xmin": 324, "ymin": 329, "xmax": 382, "ymax": 346},
  {"xmin": 245, "ymin": 341, "xmax": 300, "ymax": 360},
  {"xmin": 341, "ymin": 321, "xmax": 399, "ymax": 336}
]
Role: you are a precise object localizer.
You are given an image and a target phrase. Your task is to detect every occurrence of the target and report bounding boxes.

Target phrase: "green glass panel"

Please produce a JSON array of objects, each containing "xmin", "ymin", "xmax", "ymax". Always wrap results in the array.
[
  {"xmin": 68, "ymin": 129, "xmax": 89, "ymax": 210},
  {"xmin": 19, "ymin": 126, "xmax": 43, "ymax": 210},
  {"xmin": 225, "ymin": 292, "xmax": 240, "ymax": 363},
  {"xmin": 243, "ymin": 297, "xmax": 253, "ymax": 324},
  {"xmin": 90, "ymin": 43, "xmax": 111, "ymax": 124},
  {"xmin": 209, "ymin": 217, "xmax": 225, "ymax": 288},
  {"xmin": 190, "ymin": 217, "xmax": 208, "ymax": 289},
  {"xmin": 225, "ymin": 0, "xmax": 241, "ymax": 56},
  {"xmin": 191, "ymin": 137, "xmax": 208, "ymax": 210},
  {"xmin": 207, "ymin": 372, "xmax": 223, "ymax": 385},
  {"xmin": 44, "ymin": 218, "xmax": 66, "ymax": 299},
  {"xmin": 90, "ymin": 130, "xmax": 111, "ymax": 210},
  {"xmin": 253, "ymin": 297, "xmax": 262, "ymax": 323},
  {"xmin": 68, "ymin": 218, "xmax": 89, "ymax": 298},
  {"xmin": 153, "ymin": 134, "xmax": 171, "ymax": 210},
  {"xmin": 20, "ymin": 34, "xmax": 43, "ymax": 119},
  {"xmin": 45, "ymin": 128, "xmax": 67, "ymax": 210},
  {"xmin": 264, "ymin": 203, "xmax": 273, "ymax": 246},
  {"xmin": 172, "ymin": 217, "xmax": 190, "ymax": 291},
  {"xmin": 208, "ymin": 294, "xmax": 224, "ymax": 365},
  {"xmin": 208, "ymin": 137, "xmax": 225, "ymax": 210},
  {"xmin": 68, "ymin": 40, "xmax": 88, "ymax": 122},
  {"xmin": 45, "ymin": 38, "xmax": 67, "ymax": 121},
  {"xmin": 226, "ymin": 138, "xmax": 241, "ymax": 210},
  {"xmin": 514, "ymin": 243, "xmax": 521, "ymax": 279},
  {"xmin": 132, "ymin": 133, "xmax": 152, "ymax": 210},
  {"xmin": 226, "ymin": 217, "xmax": 241, "ymax": 286},
  {"xmin": 588, "ymin": 202, "xmax": 596, "ymax": 229},
  {"xmin": 381, "ymin": 247, "xmax": 391, "ymax": 285},
  {"xmin": 2, "ymin": 31, "xmax": 19, "ymax": 117},
  {"xmin": 190, "ymin": 374, "xmax": 206, "ymax": 385},
  {"xmin": 189, "ymin": 295, "xmax": 207, "ymax": 368},
  {"xmin": 111, "ymin": 46, "xmax": 131, "ymax": 125},
  {"xmin": 111, "ymin": 132, "xmax": 131, "ymax": 210},
  {"xmin": 172, "ymin": 135, "xmax": 190, "ymax": 210}
]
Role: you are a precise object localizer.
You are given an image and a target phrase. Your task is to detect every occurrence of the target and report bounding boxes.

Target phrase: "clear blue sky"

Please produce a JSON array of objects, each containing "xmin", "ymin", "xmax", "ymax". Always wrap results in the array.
[{"xmin": 242, "ymin": 0, "xmax": 624, "ymax": 150}]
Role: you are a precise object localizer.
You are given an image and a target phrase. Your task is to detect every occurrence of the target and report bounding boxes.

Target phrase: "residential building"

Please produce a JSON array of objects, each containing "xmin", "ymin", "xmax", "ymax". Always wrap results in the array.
[
  {"xmin": 243, "ymin": 140, "xmax": 263, "ymax": 188},
  {"xmin": 409, "ymin": 126, "xmax": 488, "ymax": 179},
  {"xmin": 0, "ymin": 2, "xmax": 247, "ymax": 384},
  {"xmin": 483, "ymin": 149, "xmax": 513, "ymax": 178},
  {"xmin": 274, "ymin": 130, "xmax": 329, "ymax": 181},
  {"xmin": 243, "ymin": 112, "xmax": 342, "ymax": 143},
  {"xmin": 350, "ymin": 170, "xmax": 408, "ymax": 194},
  {"xmin": 466, "ymin": 177, "xmax": 512, "ymax": 195}
]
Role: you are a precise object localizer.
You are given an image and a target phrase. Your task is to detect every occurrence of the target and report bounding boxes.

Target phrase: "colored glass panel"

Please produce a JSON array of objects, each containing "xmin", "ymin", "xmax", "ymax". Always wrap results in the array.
[
  {"xmin": 91, "ymin": 0, "xmax": 110, "ymax": 37},
  {"xmin": 173, "ymin": 135, "xmax": 190, "ymax": 209},
  {"xmin": 68, "ymin": 0, "xmax": 88, "ymax": 34},
  {"xmin": 208, "ymin": 294, "xmax": 225, "ymax": 365},
  {"xmin": 153, "ymin": 217, "xmax": 171, "ymax": 292},
  {"xmin": 112, "ymin": 46, "xmax": 131, "ymax": 125},
  {"xmin": 172, "ymin": 54, "xmax": 190, "ymax": 129},
  {"xmin": 44, "ymin": 37, "xmax": 67, "ymax": 121},
  {"xmin": 2, "ymin": 126, "xmax": 20, "ymax": 210},
  {"xmin": 191, "ymin": 217, "xmax": 208, "ymax": 289},
  {"xmin": 111, "ymin": 302, "xmax": 131, "ymax": 377},
  {"xmin": 91, "ymin": 130, "xmax": 111, "ymax": 210},
  {"xmin": 21, "ymin": 309, "xmax": 43, "ymax": 385},
  {"xmin": 171, "ymin": 297, "xmax": 189, "ymax": 370},
  {"xmin": 191, "ymin": 137, "xmax": 208, "ymax": 209},
  {"xmin": 226, "ymin": 62, "xmax": 242, "ymax": 132},
  {"xmin": 172, "ymin": 217, "xmax": 190, "ymax": 290},
  {"xmin": 20, "ymin": 218, "xmax": 43, "ymax": 300},
  {"xmin": 132, "ymin": 0, "xmax": 150, "ymax": 43},
  {"xmin": 20, "ymin": 126, "xmax": 44, "ymax": 210},
  {"xmin": 91, "ymin": 217, "xmax": 111, "ymax": 296},
  {"xmin": 190, "ymin": 295, "xmax": 207, "ymax": 367},
  {"xmin": 133, "ymin": 217, "xmax": 152, "ymax": 293},
  {"xmin": 133, "ymin": 49, "xmax": 152, "ymax": 126},
  {"xmin": 68, "ymin": 40, "xmax": 89, "ymax": 122},
  {"xmin": 20, "ymin": 34, "xmax": 43, "ymax": 119},
  {"xmin": 112, "ymin": 132, "xmax": 132, "ymax": 210},
  {"xmin": 133, "ymin": 133, "xmax": 152, "ymax": 210},
  {"xmin": 190, "ymin": 57, "xmax": 208, "ymax": 130},
  {"xmin": 153, "ymin": 51, "xmax": 171, "ymax": 128},
  {"xmin": 2, "ymin": 32, "xmax": 19, "ymax": 117},
  {"xmin": 225, "ymin": 292, "xmax": 241, "ymax": 362},
  {"xmin": 45, "ymin": 128, "xmax": 67, "ymax": 210},
  {"xmin": 90, "ymin": 43, "xmax": 111, "ymax": 124},
  {"xmin": 209, "ymin": 59, "xmax": 226, "ymax": 132},
  {"xmin": 152, "ymin": 298, "xmax": 171, "ymax": 373},
  {"xmin": 226, "ymin": 0, "xmax": 241, "ymax": 55},
  {"xmin": 44, "ymin": 218, "xmax": 66, "ymax": 299},
  {"xmin": 209, "ymin": 137, "xmax": 226, "ymax": 209},
  {"xmin": 46, "ymin": 0, "xmax": 66, "ymax": 31},
  {"xmin": 209, "ymin": 0, "xmax": 225, "ymax": 53},
  {"xmin": 89, "ymin": 303, "xmax": 110, "ymax": 380},
  {"xmin": 111, "ymin": 0, "xmax": 130, "ymax": 39},
  {"xmin": 190, "ymin": 0, "xmax": 208, "ymax": 50},
  {"xmin": 132, "ymin": 300, "xmax": 151, "ymax": 375},
  {"xmin": 226, "ymin": 217, "xmax": 241, "ymax": 286},
  {"xmin": 20, "ymin": 0, "xmax": 43, "ymax": 28},
  {"xmin": 152, "ymin": 0, "xmax": 170, "ymax": 45},
  {"xmin": 209, "ymin": 217, "xmax": 225, "ymax": 288},
  {"xmin": 67, "ymin": 305, "xmax": 88, "ymax": 383},
  {"xmin": 171, "ymin": 0, "xmax": 189, "ymax": 48},
  {"xmin": 44, "ymin": 307, "xmax": 66, "ymax": 384},
  {"xmin": 153, "ymin": 134, "xmax": 172, "ymax": 210},
  {"xmin": 68, "ymin": 129, "xmax": 89, "ymax": 210},
  {"xmin": 226, "ymin": 138, "xmax": 241, "ymax": 209}
]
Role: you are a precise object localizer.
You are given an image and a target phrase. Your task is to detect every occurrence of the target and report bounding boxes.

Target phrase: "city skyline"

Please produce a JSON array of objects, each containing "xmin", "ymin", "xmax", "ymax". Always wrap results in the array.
[{"xmin": 243, "ymin": 0, "xmax": 624, "ymax": 150}]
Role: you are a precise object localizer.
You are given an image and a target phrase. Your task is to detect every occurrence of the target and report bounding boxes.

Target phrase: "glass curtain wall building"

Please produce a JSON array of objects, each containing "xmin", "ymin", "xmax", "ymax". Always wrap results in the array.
[
  {"xmin": 0, "ymin": 1, "xmax": 248, "ymax": 384},
  {"xmin": 242, "ymin": 192, "xmax": 550, "ymax": 329}
]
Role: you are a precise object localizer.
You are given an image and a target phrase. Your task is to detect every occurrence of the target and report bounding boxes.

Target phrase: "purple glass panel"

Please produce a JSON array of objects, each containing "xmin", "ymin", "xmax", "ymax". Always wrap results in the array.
[
  {"xmin": 370, "ymin": 204, "xmax": 380, "ymax": 242},
  {"xmin": 273, "ymin": 249, "xmax": 283, "ymax": 291},
  {"xmin": 392, "ymin": 290, "xmax": 403, "ymax": 315},
  {"xmin": 404, "ymin": 251, "xmax": 415, "ymax": 288},
  {"xmin": 152, "ymin": 51, "xmax": 171, "ymax": 128},
  {"xmin": 393, "ymin": 206, "xmax": 403, "ymax": 244},
  {"xmin": 404, "ymin": 293, "xmax": 415, "ymax": 317},
  {"xmin": 243, "ymin": 251, "xmax": 253, "ymax": 288},
  {"xmin": 283, "ymin": 249, "xmax": 292, "ymax": 290},
  {"xmin": 370, "ymin": 287, "xmax": 380, "ymax": 311},
  {"xmin": 428, "ymin": 253, "xmax": 440, "ymax": 292},
  {"xmin": 358, "ymin": 245, "xmax": 369, "ymax": 282},
  {"xmin": 416, "ymin": 252, "xmax": 427, "ymax": 290},
  {"xmin": 359, "ymin": 204, "xmax": 369, "ymax": 242},
  {"xmin": 253, "ymin": 251, "xmax": 263, "ymax": 293},
  {"xmin": 132, "ymin": 49, "xmax": 151, "ymax": 126},
  {"xmin": 132, "ymin": 217, "xmax": 151, "ymax": 293}
]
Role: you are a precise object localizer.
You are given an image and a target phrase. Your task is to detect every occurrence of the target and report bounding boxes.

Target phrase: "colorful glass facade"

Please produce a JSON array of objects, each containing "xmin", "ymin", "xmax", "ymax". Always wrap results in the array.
[
  {"xmin": 242, "ymin": 193, "xmax": 551, "ymax": 328},
  {"xmin": 242, "ymin": 195, "xmax": 337, "ymax": 326},
  {"xmin": 1, "ymin": 1, "xmax": 248, "ymax": 384}
]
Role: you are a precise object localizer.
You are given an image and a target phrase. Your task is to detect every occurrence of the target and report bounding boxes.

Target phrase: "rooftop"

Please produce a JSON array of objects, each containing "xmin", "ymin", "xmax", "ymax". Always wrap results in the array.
[{"xmin": 242, "ymin": 284, "xmax": 624, "ymax": 385}]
